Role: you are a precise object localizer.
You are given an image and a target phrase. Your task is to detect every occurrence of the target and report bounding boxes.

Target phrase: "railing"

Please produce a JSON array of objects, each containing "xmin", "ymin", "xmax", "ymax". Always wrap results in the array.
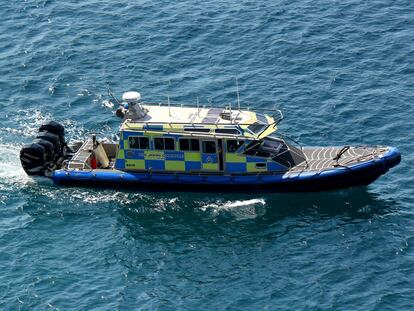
[
  {"xmin": 122, "ymin": 102, "xmax": 283, "ymax": 138},
  {"xmin": 62, "ymin": 159, "xmax": 93, "ymax": 172},
  {"xmin": 142, "ymin": 100, "xmax": 281, "ymax": 112},
  {"xmin": 129, "ymin": 102, "xmax": 283, "ymax": 124},
  {"xmin": 123, "ymin": 122, "xmax": 278, "ymax": 140}
]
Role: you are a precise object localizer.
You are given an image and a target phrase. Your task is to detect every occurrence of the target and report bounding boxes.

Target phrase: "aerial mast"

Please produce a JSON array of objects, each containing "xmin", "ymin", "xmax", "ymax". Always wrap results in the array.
[
  {"xmin": 168, "ymin": 96, "xmax": 171, "ymax": 117},
  {"xmin": 197, "ymin": 96, "xmax": 200, "ymax": 116},
  {"xmin": 236, "ymin": 77, "xmax": 241, "ymax": 111}
]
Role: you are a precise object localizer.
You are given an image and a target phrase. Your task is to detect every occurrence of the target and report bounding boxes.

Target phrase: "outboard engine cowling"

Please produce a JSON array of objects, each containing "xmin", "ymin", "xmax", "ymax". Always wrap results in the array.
[
  {"xmin": 20, "ymin": 143, "xmax": 47, "ymax": 175},
  {"xmin": 20, "ymin": 121, "xmax": 67, "ymax": 176},
  {"xmin": 39, "ymin": 121, "xmax": 65, "ymax": 144},
  {"xmin": 32, "ymin": 138, "xmax": 54, "ymax": 162},
  {"xmin": 36, "ymin": 131, "xmax": 61, "ymax": 155}
]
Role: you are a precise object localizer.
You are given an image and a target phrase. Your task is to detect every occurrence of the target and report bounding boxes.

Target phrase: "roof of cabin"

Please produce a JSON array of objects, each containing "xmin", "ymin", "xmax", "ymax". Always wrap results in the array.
[{"xmin": 120, "ymin": 104, "xmax": 279, "ymax": 139}]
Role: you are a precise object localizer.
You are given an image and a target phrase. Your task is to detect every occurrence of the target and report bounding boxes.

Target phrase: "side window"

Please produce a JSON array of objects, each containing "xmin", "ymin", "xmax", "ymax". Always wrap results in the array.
[
  {"xmin": 190, "ymin": 139, "xmax": 200, "ymax": 151},
  {"xmin": 128, "ymin": 137, "xmax": 149, "ymax": 149},
  {"xmin": 227, "ymin": 140, "xmax": 244, "ymax": 153},
  {"xmin": 184, "ymin": 128, "xmax": 210, "ymax": 133},
  {"xmin": 179, "ymin": 139, "xmax": 200, "ymax": 151},
  {"xmin": 154, "ymin": 138, "xmax": 175, "ymax": 150},
  {"xmin": 129, "ymin": 137, "xmax": 139, "ymax": 149},
  {"xmin": 140, "ymin": 137, "xmax": 149, "ymax": 149},
  {"xmin": 215, "ymin": 128, "xmax": 241, "ymax": 135},
  {"xmin": 164, "ymin": 138, "xmax": 175, "ymax": 150},
  {"xmin": 202, "ymin": 141, "xmax": 216, "ymax": 154},
  {"xmin": 154, "ymin": 138, "xmax": 164, "ymax": 150},
  {"xmin": 179, "ymin": 139, "xmax": 190, "ymax": 151}
]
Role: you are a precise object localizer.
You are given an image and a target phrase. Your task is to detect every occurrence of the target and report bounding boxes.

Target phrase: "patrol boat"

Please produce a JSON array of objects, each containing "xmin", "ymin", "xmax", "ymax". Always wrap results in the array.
[{"xmin": 20, "ymin": 91, "xmax": 401, "ymax": 192}]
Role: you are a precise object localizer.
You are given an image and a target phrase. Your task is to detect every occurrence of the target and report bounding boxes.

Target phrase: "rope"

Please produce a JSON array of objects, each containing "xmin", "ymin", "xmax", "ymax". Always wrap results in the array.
[{"xmin": 333, "ymin": 146, "xmax": 350, "ymax": 162}]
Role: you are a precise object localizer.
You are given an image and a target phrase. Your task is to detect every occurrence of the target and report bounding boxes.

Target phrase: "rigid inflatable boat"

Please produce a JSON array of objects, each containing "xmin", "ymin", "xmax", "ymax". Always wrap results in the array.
[{"xmin": 20, "ymin": 91, "xmax": 401, "ymax": 192}]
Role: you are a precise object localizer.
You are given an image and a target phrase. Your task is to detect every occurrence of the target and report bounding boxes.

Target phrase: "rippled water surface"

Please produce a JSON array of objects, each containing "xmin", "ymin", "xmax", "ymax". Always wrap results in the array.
[{"xmin": 1, "ymin": 0, "xmax": 413, "ymax": 310}]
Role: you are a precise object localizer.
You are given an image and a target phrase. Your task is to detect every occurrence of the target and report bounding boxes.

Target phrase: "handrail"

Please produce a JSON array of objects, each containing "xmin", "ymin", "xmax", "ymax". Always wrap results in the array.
[
  {"xmin": 123, "ymin": 121, "xmax": 278, "ymax": 140},
  {"xmin": 138, "ymin": 102, "xmax": 283, "ymax": 122},
  {"xmin": 271, "ymin": 109, "xmax": 284, "ymax": 125},
  {"xmin": 123, "ymin": 120, "xmax": 276, "ymax": 127},
  {"xmin": 62, "ymin": 159, "xmax": 93, "ymax": 172},
  {"xmin": 122, "ymin": 101, "xmax": 284, "ymax": 140},
  {"xmin": 141, "ymin": 101, "xmax": 282, "ymax": 114}
]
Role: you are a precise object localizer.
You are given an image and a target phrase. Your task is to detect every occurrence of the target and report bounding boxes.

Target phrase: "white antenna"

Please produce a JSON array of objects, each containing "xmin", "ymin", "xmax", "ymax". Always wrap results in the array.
[
  {"xmin": 236, "ymin": 77, "xmax": 241, "ymax": 111},
  {"xmin": 168, "ymin": 96, "xmax": 171, "ymax": 117},
  {"xmin": 229, "ymin": 101, "xmax": 232, "ymax": 124},
  {"xmin": 197, "ymin": 96, "xmax": 200, "ymax": 116}
]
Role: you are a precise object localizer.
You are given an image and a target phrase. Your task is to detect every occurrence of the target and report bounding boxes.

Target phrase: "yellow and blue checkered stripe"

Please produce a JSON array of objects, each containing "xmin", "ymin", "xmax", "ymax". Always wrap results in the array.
[
  {"xmin": 115, "ymin": 131, "xmax": 285, "ymax": 173},
  {"xmin": 225, "ymin": 154, "xmax": 286, "ymax": 173},
  {"xmin": 115, "ymin": 131, "xmax": 205, "ymax": 171},
  {"xmin": 116, "ymin": 150, "xmax": 206, "ymax": 172}
]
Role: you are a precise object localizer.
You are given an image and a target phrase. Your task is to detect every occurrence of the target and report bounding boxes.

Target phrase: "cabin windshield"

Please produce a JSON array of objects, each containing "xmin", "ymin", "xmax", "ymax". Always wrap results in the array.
[
  {"xmin": 244, "ymin": 137, "xmax": 306, "ymax": 168},
  {"xmin": 244, "ymin": 137, "xmax": 286, "ymax": 158}
]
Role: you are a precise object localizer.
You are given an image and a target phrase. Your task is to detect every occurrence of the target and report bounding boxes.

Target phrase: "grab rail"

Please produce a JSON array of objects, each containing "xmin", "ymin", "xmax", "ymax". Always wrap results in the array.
[
  {"xmin": 63, "ymin": 159, "xmax": 93, "ymax": 172},
  {"xmin": 126, "ymin": 102, "xmax": 284, "ymax": 126}
]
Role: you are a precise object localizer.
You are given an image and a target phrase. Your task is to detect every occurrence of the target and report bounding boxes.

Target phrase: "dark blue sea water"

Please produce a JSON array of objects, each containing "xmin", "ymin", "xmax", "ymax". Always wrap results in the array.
[{"xmin": 0, "ymin": 0, "xmax": 413, "ymax": 309}]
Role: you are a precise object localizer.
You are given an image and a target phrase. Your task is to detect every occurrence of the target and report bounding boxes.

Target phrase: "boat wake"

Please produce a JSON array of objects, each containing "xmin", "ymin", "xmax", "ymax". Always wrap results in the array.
[
  {"xmin": 201, "ymin": 198, "xmax": 266, "ymax": 210},
  {"xmin": 0, "ymin": 143, "xmax": 32, "ymax": 186},
  {"xmin": 0, "ymin": 143, "xmax": 35, "ymax": 206},
  {"xmin": 198, "ymin": 198, "xmax": 267, "ymax": 220}
]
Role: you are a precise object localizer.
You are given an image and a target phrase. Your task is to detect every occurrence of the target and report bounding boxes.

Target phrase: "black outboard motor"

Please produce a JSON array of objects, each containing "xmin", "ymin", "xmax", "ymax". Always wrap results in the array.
[
  {"xmin": 20, "ymin": 143, "xmax": 47, "ymax": 175},
  {"xmin": 39, "ymin": 121, "xmax": 65, "ymax": 145},
  {"xmin": 20, "ymin": 121, "xmax": 66, "ymax": 176},
  {"xmin": 36, "ymin": 131, "xmax": 61, "ymax": 156}
]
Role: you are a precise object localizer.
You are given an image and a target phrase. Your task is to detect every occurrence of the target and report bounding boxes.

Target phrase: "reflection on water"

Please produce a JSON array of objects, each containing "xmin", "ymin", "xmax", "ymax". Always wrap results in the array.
[{"xmin": 117, "ymin": 187, "xmax": 398, "ymax": 241}]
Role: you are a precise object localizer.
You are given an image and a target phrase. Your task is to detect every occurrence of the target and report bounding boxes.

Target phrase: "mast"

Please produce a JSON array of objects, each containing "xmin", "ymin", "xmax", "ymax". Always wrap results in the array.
[
  {"xmin": 236, "ymin": 77, "xmax": 241, "ymax": 111},
  {"xmin": 168, "ymin": 96, "xmax": 171, "ymax": 117}
]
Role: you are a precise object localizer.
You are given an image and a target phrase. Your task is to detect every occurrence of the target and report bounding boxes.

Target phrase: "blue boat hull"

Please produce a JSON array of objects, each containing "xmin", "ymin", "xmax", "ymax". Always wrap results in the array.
[{"xmin": 52, "ymin": 147, "xmax": 401, "ymax": 192}]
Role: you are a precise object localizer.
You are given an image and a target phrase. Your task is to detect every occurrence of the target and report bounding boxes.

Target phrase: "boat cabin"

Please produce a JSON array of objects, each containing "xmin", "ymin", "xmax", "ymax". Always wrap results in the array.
[{"xmin": 110, "ymin": 92, "xmax": 304, "ymax": 174}]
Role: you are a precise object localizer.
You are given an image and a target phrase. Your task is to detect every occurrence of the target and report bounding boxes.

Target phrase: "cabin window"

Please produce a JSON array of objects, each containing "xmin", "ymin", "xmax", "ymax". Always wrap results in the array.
[
  {"xmin": 128, "ymin": 137, "xmax": 149, "ymax": 150},
  {"xmin": 184, "ymin": 127, "xmax": 210, "ymax": 133},
  {"xmin": 179, "ymin": 138, "xmax": 200, "ymax": 151},
  {"xmin": 202, "ymin": 141, "xmax": 216, "ymax": 154},
  {"xmin": 247, "ymin": 123, "xmax": 266, "ymax": 134},
  {"xmin": 226, "ymin": 140, "xmax": 244, "ymax": 153},
  {"xmin": 215, "ymin": 128, "xmax": 241, "ymax": 135},
  {"xmin": 154, "ymin": 137, "xmax": 175, "ymax": 150},
  {"xmin": 191, "ymin": 139, "xmax": 200, "ymax": 151}
]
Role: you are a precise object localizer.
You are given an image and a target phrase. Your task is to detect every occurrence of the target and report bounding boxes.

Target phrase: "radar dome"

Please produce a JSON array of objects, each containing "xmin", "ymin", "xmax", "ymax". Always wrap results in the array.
[{"xmin": 122, "ymin": 91, "xmax": 141, "ymax": 103}]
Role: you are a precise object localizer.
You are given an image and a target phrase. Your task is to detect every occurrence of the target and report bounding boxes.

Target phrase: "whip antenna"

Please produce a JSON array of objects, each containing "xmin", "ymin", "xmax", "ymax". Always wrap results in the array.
[
  {"xmin": 197, "ymin": 96, "xmax": 200, "ymax": 116},
  {"xmin": 236, "ymin": 77, "xmax": 241, "ymax": 111},
  {"xmin": 229, "ymin": 101, "xmax": 232, "ymax": 124},
  {"xmin": 168, "ymin": 96, "xmax": 171, "ymax": 117},
  {"xmin": 107, "ymin": 83, "xmax": 121, "ymax": 105}
]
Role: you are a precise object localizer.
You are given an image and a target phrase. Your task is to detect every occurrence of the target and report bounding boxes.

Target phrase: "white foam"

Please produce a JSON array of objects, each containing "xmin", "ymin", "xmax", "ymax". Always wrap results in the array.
[
  {"xmin": 0, "ymin": 109, "xmax": 51, "ymax": 139},
  {"xmin": 199, "ymin": 198, "xmax": 267, "ymax": 220},
  {"xmin": 102, "ymin": 100, "xmax": 114, "ymax": 109},
  {"xmin": 0, "ymin": 143, "xmax": 32, "ymax": 185},
  {"xmin": 202, "ymin": 198, "xmax": 266, "ymax": 210}
]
